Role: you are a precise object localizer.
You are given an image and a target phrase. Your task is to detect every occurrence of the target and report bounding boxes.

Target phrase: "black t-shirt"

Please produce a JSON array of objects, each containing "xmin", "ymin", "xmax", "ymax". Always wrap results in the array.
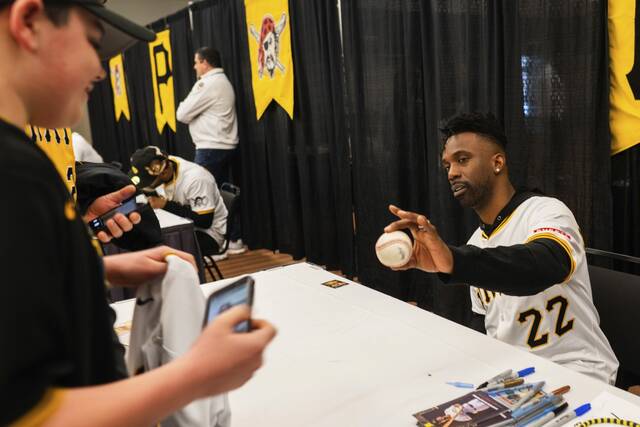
[{"xmin": 0, "ymin": 120, "xmax": 123, "ymax": 424}]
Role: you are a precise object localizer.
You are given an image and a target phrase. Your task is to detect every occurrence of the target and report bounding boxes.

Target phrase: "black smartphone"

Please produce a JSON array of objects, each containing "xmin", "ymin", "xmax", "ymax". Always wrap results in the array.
[
  {"xmin": 88, "ymin": 196, "xmax": 138, "ymax": 233},
  {"xmin": 203, "ymin": 276, "xmax": 255, "ymax": 332}
]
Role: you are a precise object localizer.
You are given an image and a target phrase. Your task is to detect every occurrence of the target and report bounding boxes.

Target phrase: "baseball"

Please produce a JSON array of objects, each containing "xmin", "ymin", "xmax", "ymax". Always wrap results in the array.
[{"xmin": 375, "ymin": 231, "xmax": 413, "ymax": 268}]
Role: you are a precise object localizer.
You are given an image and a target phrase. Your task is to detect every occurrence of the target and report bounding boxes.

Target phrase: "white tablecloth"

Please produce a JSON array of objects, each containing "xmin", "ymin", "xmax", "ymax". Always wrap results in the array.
[{"xmin": 111, "ymin": 262, "xmax": 640, "ymax": 426}]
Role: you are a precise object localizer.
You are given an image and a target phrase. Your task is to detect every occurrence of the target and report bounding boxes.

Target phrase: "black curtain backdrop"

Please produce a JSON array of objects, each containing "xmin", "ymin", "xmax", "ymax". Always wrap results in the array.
[
  {"xmin": 85, "ymin": 0, "xmax": 633, "ymax": 327},
  {"xmin": 342, "ymin": 0, "xmax": 611, "ymax": 325},
  {"xmin": 191, "ymin": 0, "xmax": 354, "ymax": 274},
  {"xmin": 341, "ymin": 0, "xmax": 440, "ymax": 311},
  {"xmin": 89, "ymin": 9, "xmax": 194, "ymax": 169},
  {"xmin": 612, "ymin": 143, "xmax": 640, "ymax": 274}
]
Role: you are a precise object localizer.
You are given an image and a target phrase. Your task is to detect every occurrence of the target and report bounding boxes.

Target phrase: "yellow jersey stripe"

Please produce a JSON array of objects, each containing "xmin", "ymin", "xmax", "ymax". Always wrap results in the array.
[
  {"xmin": 195, "ymin": 208, "xmax": 214, "ymax": 215},
  {"xmin": 12, "ymin": 389, "xmax": 65, "ymax": 427},
  {"xmin": 526, "ymin": 232, "xmax": 575, "ymax": 283}
]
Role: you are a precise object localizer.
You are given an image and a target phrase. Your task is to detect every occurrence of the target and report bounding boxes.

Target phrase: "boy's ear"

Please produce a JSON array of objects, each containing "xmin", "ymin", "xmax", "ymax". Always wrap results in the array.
[{"xmin": 8, "ymin": 0, "xmax": 47, "ymax": 52}]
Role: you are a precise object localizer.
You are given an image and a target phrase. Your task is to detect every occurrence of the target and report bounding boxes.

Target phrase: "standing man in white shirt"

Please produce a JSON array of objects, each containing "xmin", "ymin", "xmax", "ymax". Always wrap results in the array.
[{"xmin": 177, "ymin": 46, "xmax": 246, "ymax": 255}]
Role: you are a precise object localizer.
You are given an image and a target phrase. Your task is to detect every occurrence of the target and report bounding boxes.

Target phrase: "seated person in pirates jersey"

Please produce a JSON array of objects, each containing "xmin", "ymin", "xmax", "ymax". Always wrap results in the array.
[
  {"xmin": 129, "ymin": 146, "xmax": 228, "ymax": 255},
  {"xmin": 384, "ymin": 112, "xmax": 618, "ymax": 384}
]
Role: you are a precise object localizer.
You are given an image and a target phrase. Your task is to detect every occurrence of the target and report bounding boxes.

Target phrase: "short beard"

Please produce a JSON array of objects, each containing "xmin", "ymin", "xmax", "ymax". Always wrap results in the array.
[{"xmin": 458, "ymin": 180, "xmax": 492, "ymax": 211}]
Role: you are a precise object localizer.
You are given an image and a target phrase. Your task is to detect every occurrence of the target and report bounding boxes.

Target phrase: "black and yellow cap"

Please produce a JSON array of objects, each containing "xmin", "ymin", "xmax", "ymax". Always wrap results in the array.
[
  {"xmin": 3, "ymin": 0, "xmax": 158, "ymax": 59},
  {"xmin": 129, "ymin": 146, "xmax": 168, "ymax": 190}
]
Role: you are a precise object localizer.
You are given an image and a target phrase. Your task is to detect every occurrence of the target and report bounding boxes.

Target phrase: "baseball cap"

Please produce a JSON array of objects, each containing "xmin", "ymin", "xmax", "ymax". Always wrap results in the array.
[
  {"xmin": 129, "ymin": 146, "xmax": 168, "ymax": 191},
  {"xmin": 4, "ymin": 0, "xmax": 158, "ymax": 58}
]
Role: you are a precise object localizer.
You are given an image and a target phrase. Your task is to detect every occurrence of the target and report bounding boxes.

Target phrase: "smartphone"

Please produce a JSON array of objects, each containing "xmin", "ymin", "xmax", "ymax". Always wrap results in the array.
[
  {"xmin": 88, "ymin": 196, "xmax": 138, "ymax": 233},
  {"xmin": 203, "ymin": 276, "xmax": 255, "ymax": 332}
]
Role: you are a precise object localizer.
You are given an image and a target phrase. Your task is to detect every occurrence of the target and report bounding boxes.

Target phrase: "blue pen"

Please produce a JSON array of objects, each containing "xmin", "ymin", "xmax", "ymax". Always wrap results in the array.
[
  {"xmin": 512, "ymin": 395, "xmax": 561, "ymax": 420},
  {"xmin": 446, "ymin": 381, "xmax": 475, "ymax": 389},
  {"xmin": 516, "ymin": 367, "xmax": 535, "ymax": 378}
]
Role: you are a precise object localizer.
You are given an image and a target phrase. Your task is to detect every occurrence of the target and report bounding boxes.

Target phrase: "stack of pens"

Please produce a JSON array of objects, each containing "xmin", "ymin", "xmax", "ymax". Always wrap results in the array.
[
  {"xmin": 414, "ymin": 367, "xmax": 591, "ymax": 427},
  {"xmin": 475, "ymin": 368, "xmax": 591, "ymax": 427}
]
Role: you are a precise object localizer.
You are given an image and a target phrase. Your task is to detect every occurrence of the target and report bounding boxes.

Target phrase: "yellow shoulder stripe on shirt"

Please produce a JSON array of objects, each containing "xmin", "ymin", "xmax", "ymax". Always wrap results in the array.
[
  {"xmin": 12, "ymin": 388, "xmax": 65, "ymax": 427},
  {"xmin": 195, "ymin": 208, "xmax": 214, "ymax": 215},
  {"xmin": 525, "ymin": 232, "xmax": 576, "ymax": 283}
]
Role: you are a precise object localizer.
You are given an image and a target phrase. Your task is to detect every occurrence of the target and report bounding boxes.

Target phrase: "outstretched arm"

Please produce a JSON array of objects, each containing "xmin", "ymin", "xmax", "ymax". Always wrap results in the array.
[
  {"xmin": 383, "ymin": 205, "xmax": 571, "ymax": 296},
  {"xmin": 33, "ymin": 307, "xmax": 277, "ymax": 427}
]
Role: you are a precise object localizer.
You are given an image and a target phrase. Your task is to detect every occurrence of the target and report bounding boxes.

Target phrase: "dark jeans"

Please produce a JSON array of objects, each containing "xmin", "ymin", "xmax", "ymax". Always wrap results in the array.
[
  {"xmin": 194, "ymin": 148, "xmax": 235, "ymax": 187},
  {"xmin": 194, "ymin": 148, "xmax": 241, "ymax": 242}
]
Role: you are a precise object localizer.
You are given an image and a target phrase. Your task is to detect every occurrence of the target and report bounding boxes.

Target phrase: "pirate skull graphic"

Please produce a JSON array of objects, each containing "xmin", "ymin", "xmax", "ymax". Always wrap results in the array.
[{"xmin": 250, "ymin": 13, "xmax": 287, "ymax": 79}]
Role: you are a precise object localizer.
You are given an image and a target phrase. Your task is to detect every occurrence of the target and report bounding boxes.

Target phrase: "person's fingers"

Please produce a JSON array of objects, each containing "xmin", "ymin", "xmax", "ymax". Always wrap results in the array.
[
  {"xmin": 394, "ymin": 208, "xmax": 422, "ymax": 222},
  {"xmin": 104, "ymin": 218, "xmax": 123, "ymax": 238},
  {"xmin": 128, "ymin": 212, "xmax": 142, "ymax": 225},
  {"xmin": 96, "ymin": 230, "xmax": 112, "ymax": 243},
  {"xmin": 384, "ymin": 219, "xmax": 419, "ymax": 233},
  {"xmin": 416, "ymin": 215, "xmax": 440, "ymax": 238},
  {"xmin": 210, "ymin": 305, "xmax": 251, "ymax": 330},
  {"xmin": 112, "ymin": 213, "xmax": 133, "ymax": 232},
  {"xmin": 113, "ymin": 184, "xmax": 137, "ymax": 202},
  {"xmin": 153, "ymin": 245, "xmax": 197, "ymax": 270},
  {"xmin": 170, "ymin": 250, "xmax": 196, "ymax": 269},
  {"xmin": 248, "ymin": 319, "xmax": 277, "ymax": 344}
]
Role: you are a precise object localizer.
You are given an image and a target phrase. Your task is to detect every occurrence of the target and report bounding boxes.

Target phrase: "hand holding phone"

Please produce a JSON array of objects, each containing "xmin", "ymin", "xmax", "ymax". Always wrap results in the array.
[
  {"xmin": 204, "ymin": 277, "xmax": 255, "ymax": 332},
  {"xmin": 88, "ymin": 196, "xmax": 138, "ymax": 233}
]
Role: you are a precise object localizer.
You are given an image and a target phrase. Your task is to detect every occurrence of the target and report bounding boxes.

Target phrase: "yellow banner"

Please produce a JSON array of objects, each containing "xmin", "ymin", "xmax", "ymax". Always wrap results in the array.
[
  {"xmin": 609, "ymin": 0, "xmax": 640, "ymax": 154},
  {"xmin": 245, "ymin": 0, "xmax": 294, "ymax": 119},
  {"xmin": 149, "ymin": 29, "xmax": 176, "ymax": 134},
  {"xmin": 109, "ymin": 54, "xmax": 131, "ymax": 122},
  {"xmin": 26, "ymin": 126, "xmax": 76, "ymax": 198}
]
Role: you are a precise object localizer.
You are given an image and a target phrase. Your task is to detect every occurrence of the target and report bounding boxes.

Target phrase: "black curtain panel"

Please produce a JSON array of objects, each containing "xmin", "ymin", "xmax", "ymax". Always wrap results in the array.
[
  {"xmin": 500, "ymin": 0, "xmax": 612, "ymax": 252},
  {"xmin": 342, "ymin": 0, "xmax": 611, "ymax": 325},
  {"xmin": 341, "ymin": 0, "xmax": 440, "ymax": 310},
  {"xmin": 191, "ymin": 0, "xmax": 354, "ymax": 274},
  {"xmin": 612, "ymin": 143, "xmax": 640, "ymax": 274}
]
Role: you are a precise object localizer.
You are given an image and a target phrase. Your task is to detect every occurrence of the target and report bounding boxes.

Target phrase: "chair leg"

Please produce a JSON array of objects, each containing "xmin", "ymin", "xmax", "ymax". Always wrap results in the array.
[
  {"xmin": 204, "ymin": 262, "xmax": 216, "ymax": 281},
  {"xmin": 212, "ymin": 259, "xmax": 224, "ymax": 280},
  {"xmin": 203, "ymin": 255, "xmax": 225, "ymax": 281}
]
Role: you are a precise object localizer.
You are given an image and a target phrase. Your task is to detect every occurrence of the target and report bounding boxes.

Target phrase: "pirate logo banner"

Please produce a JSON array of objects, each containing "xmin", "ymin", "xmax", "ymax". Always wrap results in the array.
[
  {"xmin": 245, "ymin": 0, "xmax": 294, "ymax": 120},
  {"xmin": 109, "ymin": 53, "xmax": 131, "ymax": 122},
  {"xmin": 609, "ymin": 0, "xmax": 640, "ymax": 154},
  {"xmin": 149, "ymin": 29, "xmax": 177, "ymax": 134}
]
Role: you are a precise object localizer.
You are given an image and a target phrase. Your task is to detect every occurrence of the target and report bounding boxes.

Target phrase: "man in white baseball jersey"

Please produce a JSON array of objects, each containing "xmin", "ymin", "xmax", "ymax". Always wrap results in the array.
[
  {"xmin": 129, "ymin": 146, "xmax": 228, "ymax": 257},
  {"xmin": 384, "ymin": 112, "xmax": 618, "ymax": 384}
]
